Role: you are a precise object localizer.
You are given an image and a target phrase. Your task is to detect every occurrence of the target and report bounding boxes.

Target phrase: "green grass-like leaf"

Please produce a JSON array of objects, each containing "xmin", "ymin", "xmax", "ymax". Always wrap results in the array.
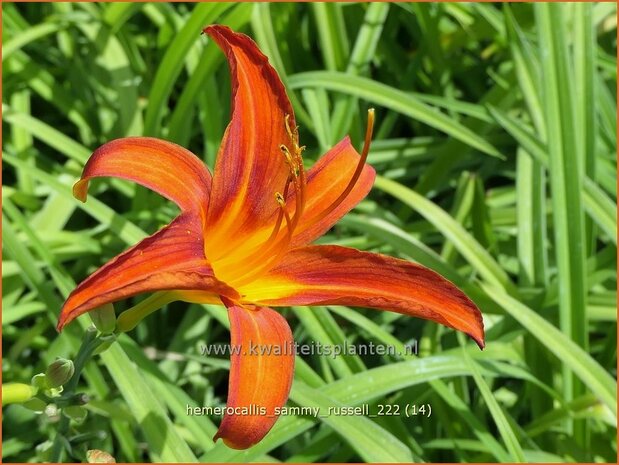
[{"xmin": 2, "ymin": 3, "xmax": 616, "ymax": 463}]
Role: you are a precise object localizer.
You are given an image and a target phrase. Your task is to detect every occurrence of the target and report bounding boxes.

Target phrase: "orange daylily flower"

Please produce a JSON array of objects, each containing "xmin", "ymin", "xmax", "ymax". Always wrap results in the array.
[{"xmin": 58, "ymin": 25, "xmax": 484, "ymax": 449}]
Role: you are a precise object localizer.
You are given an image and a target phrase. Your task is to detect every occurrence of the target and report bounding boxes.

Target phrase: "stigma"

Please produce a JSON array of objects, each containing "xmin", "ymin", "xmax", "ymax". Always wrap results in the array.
[{"xmin": 307, "ymin": 108, "xmax": 374, "ymax": 227}]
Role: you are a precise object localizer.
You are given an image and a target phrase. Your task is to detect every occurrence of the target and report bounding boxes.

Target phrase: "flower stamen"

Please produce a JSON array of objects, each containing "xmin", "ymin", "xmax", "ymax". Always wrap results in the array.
[
  {"xmin": 262, "ymin": 184, "xmax": 290, "ymax": 249},
  {"xmin": 226, "ymin": 115, "xmax": 307, "ymax": 287},
  {"xmin": 279, "ymin": 144, "xmax": 298, "ymax": 178},
  {"xmin": 281, "ymin": 115, "xmax": 307, "ymax": 236},
  {"xmin": 306, "ymin": 108, "xmax": 375, "ymax": 227}
]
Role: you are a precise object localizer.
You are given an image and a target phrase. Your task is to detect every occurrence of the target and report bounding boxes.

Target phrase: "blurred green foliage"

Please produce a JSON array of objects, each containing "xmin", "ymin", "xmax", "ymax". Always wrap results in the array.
[{"xmin": 2, "ymin": 2, "xmax": 617, "ymax": 463}]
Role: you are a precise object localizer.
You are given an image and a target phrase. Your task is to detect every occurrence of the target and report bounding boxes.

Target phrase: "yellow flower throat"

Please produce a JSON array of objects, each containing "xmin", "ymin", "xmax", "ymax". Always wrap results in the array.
[{"xmin": 218, "ymin": 109, "xmax": 374, "ymax": 290}]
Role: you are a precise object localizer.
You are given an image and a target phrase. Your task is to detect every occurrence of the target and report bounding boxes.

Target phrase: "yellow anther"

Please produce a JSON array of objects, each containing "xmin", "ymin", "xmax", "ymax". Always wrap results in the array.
[
  {"xmin": 280, "ymin": 144, "xmax": 299, "ymax": 178},
  {"xmin": 279, "ymin": 144, "xmax": 292, "ymax": 158},
  {"xmin": 275, "ymin": 192, "xmax": 285, "ymax": 206},
  {"xmin": 284, "ymin": 114, "xmax": 294, "ymax": 140}
]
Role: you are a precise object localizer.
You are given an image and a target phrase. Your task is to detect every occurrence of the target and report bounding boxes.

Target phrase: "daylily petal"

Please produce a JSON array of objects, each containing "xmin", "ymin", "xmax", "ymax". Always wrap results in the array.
[
  {"xmin": 288, "ymin": 136, "xmax": 375, "ymax": 247},
  {"xmin": 203, "ymin": 25, "xmax": 296, "ymax": 261},
  {"xmin": 73, "ymin": 137, "xmax": 212, "ymax": 215},
  {"xmin": 239, "ymin": 245, "xmax": 485, "ymax": 348},
  {"xmin": 57, "ymin": 214, "xmax": 237, "ymax": 331},
  {"xmin": 215, "ymin": 298, "xmax": 294, "ymax": 449}
]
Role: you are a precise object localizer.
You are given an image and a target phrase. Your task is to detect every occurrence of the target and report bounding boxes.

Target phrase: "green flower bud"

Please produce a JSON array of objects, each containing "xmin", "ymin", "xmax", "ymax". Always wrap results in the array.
[
  {"xmin": 90, "ymin": 303, "xmax": 116, "ymax": 334},
  {"xmin": 2, "ymin": 383, "xmax": 35, "ymax": 405},
  {"xmin": 87, "ymin": 450, "xmax": 116, "ymax": 463},
  {"xmin": 45, "ymin": 358, "xmax": 75, "ymax": 388}
]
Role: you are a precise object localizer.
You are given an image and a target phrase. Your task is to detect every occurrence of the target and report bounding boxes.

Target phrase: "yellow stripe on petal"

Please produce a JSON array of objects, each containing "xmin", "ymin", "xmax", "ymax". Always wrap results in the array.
[{"xmin": 203, "ymin": 26, "xmax": 297, "ymax": 262}]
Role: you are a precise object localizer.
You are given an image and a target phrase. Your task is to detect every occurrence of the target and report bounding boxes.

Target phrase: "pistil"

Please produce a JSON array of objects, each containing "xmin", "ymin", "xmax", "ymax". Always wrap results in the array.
[{"xmin": 305, "ymin": 108, "xmax": 375, "ymax": 228}]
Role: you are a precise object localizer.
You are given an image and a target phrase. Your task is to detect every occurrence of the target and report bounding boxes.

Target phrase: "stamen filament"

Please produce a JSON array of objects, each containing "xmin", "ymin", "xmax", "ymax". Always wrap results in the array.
[
  {"xmin": 284, "ymin": 114, "xmax": 307, "ymax": 236},
  {"xmin": 217, "ymin": 114, "xmax": 310, "ymax": 288},
  {"xmin": 289, "ymin": 168, "xmax": 305, "ymax": 233},
  {"xmin": 263, "ymin": 179, "xmax": 291, "ymax": 246},
  {"xmin": 284, "ymin": 114, "xmax": 294, "ymax": 142},
  {"xmin": 306, "ymin": 108, "xmax": 375, "ymax": 227}
]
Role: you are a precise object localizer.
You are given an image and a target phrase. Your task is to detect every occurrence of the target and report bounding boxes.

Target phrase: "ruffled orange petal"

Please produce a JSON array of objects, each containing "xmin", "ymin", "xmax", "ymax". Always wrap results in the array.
[
  {"xmin": 214, "ymin": 298, "xmax": 294, "ymax": 449},
  {"xmin": 57, "ymin": 214, "xmax": 237, "ymax": 331},
  {"xmin": 239, "ymin": 245, "xmax": 485, "ymax": 348},
  {"xmin": 203, "ymin": 25, "xmax": 296, "ymax": 261},
  {"xmin": 73, "ymin": 137, "xmax": 212, "ymax": 215}
]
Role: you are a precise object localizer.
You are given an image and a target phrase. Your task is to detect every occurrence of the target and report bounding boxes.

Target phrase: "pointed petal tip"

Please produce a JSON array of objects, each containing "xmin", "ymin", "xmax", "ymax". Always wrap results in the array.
[
  {"xmin": 241, "ymin": 246, "xmax": 485, "ymax": 350},
  {"xmin": 73, "ymin": 179, "xmax": 89, "ymax": 202},
  {"xmin": 76, "ymin": 137, "xmax": 212, "ymax": 213},
  {"xmin": 56, "ymin": 304, "xmax": 72, "ymax": 332},
  {"xmin": 215, "ymin": 303, "xmax": 294, "ymax": 450},
  {"xmin": 202, "ymin": 24, "xmax": 217, "ymax": 34},
  {"xmin": 57, "ymin": 297, "xmax": 80, "ymax": 332},
  {"xmin": 212, "ymin": 431, "xmax": 255, "ymax": 450},
  {"xmin": 56, "ymin": 215, "xmax": 235, "ymax": 335},
  {"xmin": 466, "ymin": 309, "xmax": 485, "ymax": 350},
  {"xmin": 472, "ymin": 331, "xmax": 486, "ymax": 350},
  {"xmin": 202, "ymin": 25, "xmax": 243, "ymax": 50},
  {"xmin": 202, "ymin": 24, "xmax": 232, "ymax": 37}
]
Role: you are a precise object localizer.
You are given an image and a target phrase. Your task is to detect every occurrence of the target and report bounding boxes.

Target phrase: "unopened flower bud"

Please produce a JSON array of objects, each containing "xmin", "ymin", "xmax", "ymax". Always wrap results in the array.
[
  {"xmin": 90, "ymin": 304, "xmax": 116, "ymax": 334},
  {"xmin": 87, "ymin": 449, "xmax": 116, "ymax": 463},
  {"xmin": 45, "ymin": 358, "xmax": 74, "ymax": 388},
  {"xmin": 44, "ymin": 403, "xmax": 60, "ymax": 419},
  {"xmin": 2, "ymin": 383, "xmax": 35, "ymax": 405}
]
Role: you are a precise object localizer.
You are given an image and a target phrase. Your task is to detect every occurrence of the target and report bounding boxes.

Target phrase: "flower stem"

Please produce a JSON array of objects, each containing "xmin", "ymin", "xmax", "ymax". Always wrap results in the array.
[{"xmin": 49, "ymin": 328, "xmax": 104, "ymax": 462}]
